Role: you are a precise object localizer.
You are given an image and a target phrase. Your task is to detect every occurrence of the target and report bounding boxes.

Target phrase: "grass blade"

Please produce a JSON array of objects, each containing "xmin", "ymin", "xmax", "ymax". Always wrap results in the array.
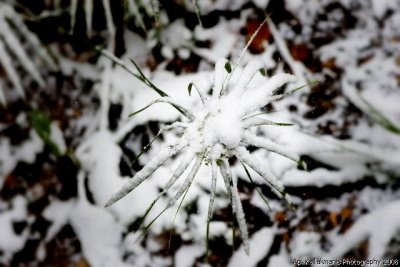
[
  {"xmin": 129, "ymin": 58, "xmax": 168, "ymax": 97},
  {"xmin": 240, "ymin": 161, "xmax": 271, "ymax": 211},
  {"xmin": 205, "ymin": 161, "xmax": 218, "ymax": 261},
  {"xmin": 359, "ymin": 95, "xmax": 400, "ymax": 135},
  {"xmin": 168, "ymin": 186, "xmax": 191, "ymax": 249},
  {"xmin": 272, "ymin": 80, "xmax": 319, "ymax": 100}
]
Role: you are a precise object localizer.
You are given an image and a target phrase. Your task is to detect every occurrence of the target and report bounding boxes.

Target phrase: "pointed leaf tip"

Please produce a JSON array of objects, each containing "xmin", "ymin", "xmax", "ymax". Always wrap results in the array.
[
  {"xmin": 299, "ymin": 159, "xmax": 308, "ymax": 172},
  {"xmin": 188, "ymin": 82, "xmax": 193, "ymax": 96},
  {"xmin": 244, "ymin": 245, "xmax": 250, "ymax": 256},
  {"xmin": 104, "ymin": 200, "xmax": 113, "ymax": 208},
  {"xmin": 224, "ymin": 61, "xmax": 232, "ymax": 73}
]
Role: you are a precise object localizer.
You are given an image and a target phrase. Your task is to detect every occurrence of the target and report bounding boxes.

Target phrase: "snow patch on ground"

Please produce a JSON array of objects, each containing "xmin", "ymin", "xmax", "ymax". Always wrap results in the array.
[{"xmin": 228, "ymin": 227, "xmax": 275, "ymax": 267}]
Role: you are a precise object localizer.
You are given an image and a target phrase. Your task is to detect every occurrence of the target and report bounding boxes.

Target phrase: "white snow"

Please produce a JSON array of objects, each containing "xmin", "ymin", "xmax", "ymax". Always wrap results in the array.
[
  {"xmin": 2, "ymin": 1, "xmax": 400, "ymax": 267},
  {"xmin": 228, "ymin": 227, "xmax": 275, "ymax": 267},
  {"xmin": 69, "ymin": 173, "xmax": 130, "ymax": 267},
  {"xmin": 175, "ymin": 245, "xmax": 204, "ymax": 267},
  {"xmin": 290, "ymin": 231, "xmax": 323, "ymax": 261},
  {"xmin": 371, "ymin": 0, "xmax": 400, "ymax": 18},
  {"xmin": 0, "ymin": 196, "xmax": 28, "ymax": 262},
  {"xmin": 0, "ymin": 130, "xmax": 44, "ymax": 188},
  {"xmin": 42, "ymin": 199, "xmax": 75, "ymax": 241},
  {"xmin": 324, "ymin": 200, "xmax": 400, "ymax": 263},
  {"xmin": 159, "ymin": 19, "xmax": 192, "ymax": 59}
]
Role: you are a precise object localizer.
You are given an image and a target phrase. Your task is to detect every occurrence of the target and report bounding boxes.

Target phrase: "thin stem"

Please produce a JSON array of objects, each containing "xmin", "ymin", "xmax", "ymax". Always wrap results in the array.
[
  {"xmin": 134, "ymin": 156, "xmax": 203, "ymax": 243},
  {"xmin": 242, "ymin": 117, "xmax": 294, "ymax": 128},
  {"xmin": 133, "ymin": 151, "xmax": 195, "ymax": 234},
  {"xmin": 236, "ymin": 146, "xmax": 291, "ymax": 205},
  {"xmin": 192, "ymin": 0, "xmax": 203, "ymax": 27},
  {"xmin": 168, "ymin": 183, "xmax": 190, "ymax": 249},
  {"xmin": 129, "ymin": 58, "xmax": 167, "ymax": 97},
  {"xmin": 131, "ymin": 122, "xmax": 188, "ymax": 165},
  {"xmin": 96, "ymin": 48, "xmax": 168, "ymax": 96},
  {"xmin": 240, "ymin": 161, "xmax": 271, "ymax": 211},
  {"xmin": 205, "ymin": 160, "xmax": 218, "ymax": 260},
  {"xmin": 189, "ymin": 81, "xmax": 209, "ymax": 104},
  {"xmin": 129, "ymin": 97, "xmax": 195, "ymax": 121},
  {"xmin": 267, "ymin": 18, "xmax": 310, "ymax": 86},
  {"xmin": 220, "ymin": 159, "xmax": 250, "ymax": 255},
  {"xmin": 270, "ymin": 80, "xmax": 319, "ymax": 100},
  {"xmin": 221, "ymin": 16, "xmax": 269, "ymax": 95}
]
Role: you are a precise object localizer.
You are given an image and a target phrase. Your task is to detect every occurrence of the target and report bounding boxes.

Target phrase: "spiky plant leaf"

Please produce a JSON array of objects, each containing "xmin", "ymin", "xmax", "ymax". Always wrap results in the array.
[
  {"xmin": 29, "ymin": 110, "xmax": 61, "ymax": 157},
  {"xmin": 188, "ymin": 82, "xmax": 193, "ymax": 96},
  {"xmin": 224, "ymin": 61, "xmax": 232, "ymax": 73}
]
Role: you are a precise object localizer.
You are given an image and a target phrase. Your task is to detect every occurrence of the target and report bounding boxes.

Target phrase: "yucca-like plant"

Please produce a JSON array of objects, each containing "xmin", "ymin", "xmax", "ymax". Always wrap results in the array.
[
  {"xmin": 103, "ymin": 25, "xmax": 308, "ymax": 254},
  {"xmin": 0, "ymin": 3, "xmax": 56, "ymax": 105}
]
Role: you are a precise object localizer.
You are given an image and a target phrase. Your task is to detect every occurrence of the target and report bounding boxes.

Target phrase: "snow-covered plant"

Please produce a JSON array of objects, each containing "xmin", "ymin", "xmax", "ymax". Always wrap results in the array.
[
  {"xmin": 69, "ymin": 0, "xmax": 165, "ymax": 36},
  {"xmin": 104, "ymin": 27, "xmax": 308, "ymax": 254},
  {"xmin": 70, "ymin": 0, "xmax": 115, "ymax": 36},
  {"xmin": 0, "ymin": 3, "xmax": 56, "ymax": 105}
]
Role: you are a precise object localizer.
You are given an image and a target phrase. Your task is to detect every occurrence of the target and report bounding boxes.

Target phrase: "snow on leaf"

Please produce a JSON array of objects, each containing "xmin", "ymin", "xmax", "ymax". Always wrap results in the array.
[
  {"xmin": 105, "ymin": 139, "xmax": 188, "ymax": 208},
  {"xmin": 0, "ymin": 3, "xmax": 55, "ymax": 104},
  {"xmin": 105, "ymin": 55, "xmax": 302, "ymax": 254}
]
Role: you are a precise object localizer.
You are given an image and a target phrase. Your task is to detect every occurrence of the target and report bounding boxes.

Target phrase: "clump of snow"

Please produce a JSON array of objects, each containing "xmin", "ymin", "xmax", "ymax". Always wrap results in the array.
[
  {"xmin": 194, "ymin": 0, "xmax": 248, "ymax": 14},
  {"xmin": 252, "ymin": 0, "xmax": 269, "ymax": 9},
  {"xmin": 194, "ymin": 19, "xmax": 239, "ymax": 62},
  {"xmin": 159, "ymin": 19, "xmax": 192, "ymax": 60},
  {"xmin": 268, "ymin": 253, "xmax": 293, "ymax": 267},
  {"xmin": 77, "ymin": 131, "xmax": 167, "ymax": 224},
  {"xmin": 290, "ymin": 231, "xmax": 323, "ymax": 261},
  {"xmin": 0, "ymin": 130, "xmax": 43, "ymax": 188},
  {"xmin": 70, "ymin": 174, "xmax": 129, "ymax": 267},
  {"xmin": 42, "ymin": 199, "xmax": 75, "ymax": 242},
  {"xmin": 175, "ymin": 245, "xmax": 204, "ymax": 267},
  {"xmin": 0, "ymin": 196, "xmax": 28, "ymax": 263},
  {"xmin": 371, "ymin": 0, "xmax": 400, "ymax": 19}
]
